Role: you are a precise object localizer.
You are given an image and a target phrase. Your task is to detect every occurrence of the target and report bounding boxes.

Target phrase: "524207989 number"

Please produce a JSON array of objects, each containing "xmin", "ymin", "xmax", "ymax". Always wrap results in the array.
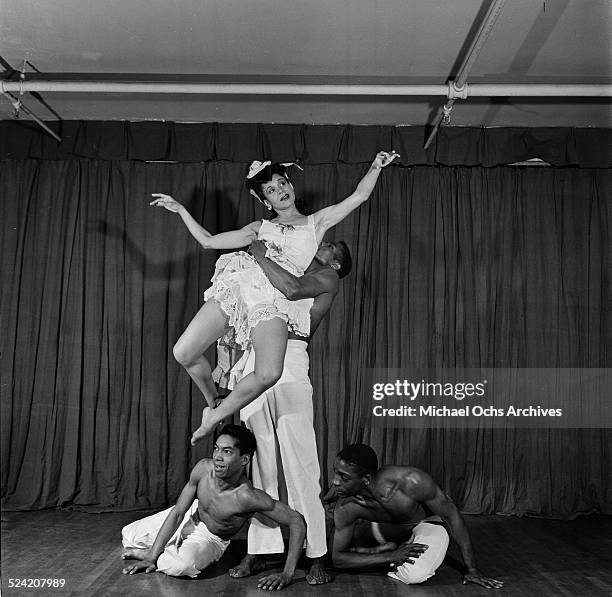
[{"xmin": 7, "ymin": 578, "xmax": 66, "ymax": 588}]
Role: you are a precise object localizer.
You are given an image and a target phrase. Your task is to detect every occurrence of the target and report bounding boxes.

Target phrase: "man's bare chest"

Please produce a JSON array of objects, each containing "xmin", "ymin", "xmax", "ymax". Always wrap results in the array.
[{"xmin": 197, "ymin": 481, "xmax": 246, "ymax": 523}]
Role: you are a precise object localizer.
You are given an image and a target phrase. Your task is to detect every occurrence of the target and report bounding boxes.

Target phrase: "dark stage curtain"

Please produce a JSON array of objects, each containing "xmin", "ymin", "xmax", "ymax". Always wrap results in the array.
[
  {"xmin": 1, "ymin": 124, "xmax": 610, "ymax": 518},
  {"xmin": 1, "ymin": 120, "xmax": 611, "ymax": 167}
]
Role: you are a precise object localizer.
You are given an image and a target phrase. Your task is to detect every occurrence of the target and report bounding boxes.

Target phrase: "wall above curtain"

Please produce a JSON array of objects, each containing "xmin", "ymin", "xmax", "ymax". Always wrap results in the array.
[{"xmin": 1, "ymin": 121, "xmax": 611, "ymax": 167}]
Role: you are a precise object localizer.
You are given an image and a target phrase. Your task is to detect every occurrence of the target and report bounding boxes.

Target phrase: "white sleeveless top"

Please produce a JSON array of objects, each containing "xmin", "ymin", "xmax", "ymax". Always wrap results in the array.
[{"xmin": 257, "ymin": 214, "xmax": 319, "ymax": 274}]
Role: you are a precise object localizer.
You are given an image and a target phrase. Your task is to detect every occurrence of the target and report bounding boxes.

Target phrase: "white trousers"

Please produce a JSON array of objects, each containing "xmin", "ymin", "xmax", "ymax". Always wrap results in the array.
[
  {"xmin": 240, "ymin": 340, "xmax": 327, "ymax": 559},
  {"xmin": 383, "ymin": 519, "xmax": 450, "ymax": 584},
  {"xmin": 122, "ymin": 501, "xmax": 230, "ymax": 578}
]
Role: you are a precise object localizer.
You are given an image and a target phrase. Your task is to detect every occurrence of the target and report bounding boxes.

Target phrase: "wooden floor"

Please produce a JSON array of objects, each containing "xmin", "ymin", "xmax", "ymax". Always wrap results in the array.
[{"xmin": 1, "ymin": 510, "xmax": 611, "ymax": 597}]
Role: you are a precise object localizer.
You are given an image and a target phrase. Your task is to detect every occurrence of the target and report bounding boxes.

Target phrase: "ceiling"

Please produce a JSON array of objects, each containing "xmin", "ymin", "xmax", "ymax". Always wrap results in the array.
[{"xmin": 1, "ymin": 0, "xmax": 610, "ymax": 127}]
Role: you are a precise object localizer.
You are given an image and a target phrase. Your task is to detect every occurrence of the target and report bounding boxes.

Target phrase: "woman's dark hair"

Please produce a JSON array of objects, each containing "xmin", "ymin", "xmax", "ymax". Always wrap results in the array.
[
  {"xmin": 245, "ymin": 163, "xmax": 288, "ymax": 200},
  {"xmin": 245, "ymin": 163, "xmax": 306, "ymax": 217}
]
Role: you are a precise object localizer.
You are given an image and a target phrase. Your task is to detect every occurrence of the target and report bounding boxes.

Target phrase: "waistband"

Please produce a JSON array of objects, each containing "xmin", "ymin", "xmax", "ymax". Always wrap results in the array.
[
  {"xmin": 191, "ymin": 509, "xmax": 231, "ymax": 545},
  {"xmin": 422, "ymin": 519, "xmax": 446, "ymax": 527}
]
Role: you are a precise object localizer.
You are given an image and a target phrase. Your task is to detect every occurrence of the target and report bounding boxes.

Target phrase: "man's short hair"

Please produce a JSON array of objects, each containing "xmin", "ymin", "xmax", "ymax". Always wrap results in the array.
[
  {"xmin": 337, "ymin": 443, "xmax": 378, "ymax": 475},
  {"xmin": 216, "ymin": 424, "xmax": 257, "ymax": 457},
  {"xmin": 334, "ymin": 241, "xmax": 352, "ymax": 279}
]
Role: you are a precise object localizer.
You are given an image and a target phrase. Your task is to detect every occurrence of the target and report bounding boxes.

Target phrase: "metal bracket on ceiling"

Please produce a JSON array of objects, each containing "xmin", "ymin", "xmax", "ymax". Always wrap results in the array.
[
  {"xmin": 1, "ymin": 56, "xmax": 62, "ymax": 142},
  {"xmin": 441, "ymin": 81, "xmax": 469, "ymax": 124},
  {"xmin": 9, "ymin": 59, "xmax": 28, "ymax": 117},
  {"xmin": 447, "ymin": 81, "xmax": 468, "ymax": 100},
  {"xmin": 442, "ymin": 103, "xmax": 453, "ymax": 125},
  {"xmin": 424, "ymin": 0, "xmax": 508, "ymax": 150}
]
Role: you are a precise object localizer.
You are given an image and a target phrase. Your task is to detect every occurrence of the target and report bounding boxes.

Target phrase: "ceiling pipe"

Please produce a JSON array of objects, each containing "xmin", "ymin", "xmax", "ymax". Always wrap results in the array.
[
  {"xmin": 0, "ymin": 81, "xmax": 447, "ymax": 95},
  {"xmin": 454, "ymin": 83, "xmax": 611, "ymax": 97},
  {"xmin": 1, "ymin": 80, "xmax": 610, "ymax": 96},
  {"xmin": 446, "ymin": 82, "xmax": 612, "ymax": 97},
  {"xmin": 424, "ymin": 0, "xmax": 508, "ymax": 149}
]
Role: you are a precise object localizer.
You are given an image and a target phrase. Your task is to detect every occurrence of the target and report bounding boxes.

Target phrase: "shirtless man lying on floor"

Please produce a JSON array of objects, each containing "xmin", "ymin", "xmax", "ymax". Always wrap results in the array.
[{"xmin": 327, "ymin": 443, "xmax": 504, "ymax": 589}]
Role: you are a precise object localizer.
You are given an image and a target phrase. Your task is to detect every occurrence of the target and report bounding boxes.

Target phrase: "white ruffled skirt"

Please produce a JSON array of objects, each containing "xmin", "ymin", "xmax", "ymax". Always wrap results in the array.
[{"xmin": 203, "ymin": 251, "xmax": 313, "ymax": 350}]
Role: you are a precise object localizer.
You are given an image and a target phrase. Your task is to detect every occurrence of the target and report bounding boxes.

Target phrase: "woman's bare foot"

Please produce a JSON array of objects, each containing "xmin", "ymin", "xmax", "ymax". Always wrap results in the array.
[
  {"xmin": 228, "ymin": 554, "xmax": 267, "ymax": 578},
  {"xmin": 191, "ymin": 407, "xmax": 218, "ymax": 445},
  {"xmin": 305, "ymin": 557, "xmax": 331, "ymax": 585}
]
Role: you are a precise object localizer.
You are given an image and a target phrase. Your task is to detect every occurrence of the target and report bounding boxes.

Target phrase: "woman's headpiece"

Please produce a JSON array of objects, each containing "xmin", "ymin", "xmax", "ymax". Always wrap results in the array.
[
  {"xmin": 246, "ymin": 160, "xmax": 303, "ymax": 201},
  {"xmin": 246, "ymin": 160, "xmax": 272, "ymax": 180}
]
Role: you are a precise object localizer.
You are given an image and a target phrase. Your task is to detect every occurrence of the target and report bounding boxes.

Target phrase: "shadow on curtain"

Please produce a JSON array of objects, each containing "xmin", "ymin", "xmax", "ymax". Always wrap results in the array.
[{"xmin": 1, "ymin": 126, "xmax": 610, "ymax": 517}]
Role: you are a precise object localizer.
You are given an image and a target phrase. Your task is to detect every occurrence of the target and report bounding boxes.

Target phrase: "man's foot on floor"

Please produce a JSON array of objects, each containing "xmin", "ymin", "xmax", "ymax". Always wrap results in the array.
[
  {"xmin": 306, "ymin": 558, "xmax": 331, "ymax": 585},
  {"xmin": 228, "ymin": 554, "xmax": 267, "ymax": 578}
]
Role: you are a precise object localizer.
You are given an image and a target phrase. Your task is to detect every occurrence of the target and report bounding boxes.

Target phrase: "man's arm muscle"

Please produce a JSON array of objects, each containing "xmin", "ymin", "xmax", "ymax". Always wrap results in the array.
[
  {"xmin": 406, "ymin": 470, "xmax": 504, "ymax": 588},
  {"xmin": 250, "ymin": 240, "xmax": 338, "ymax": 300},
  {"xmin": 239, "ymin": 488, "xmax": 305, "ymax": 587},
  {"xmin": 331, "ymin": 503, "xmax": 401, "ymax": 569}
]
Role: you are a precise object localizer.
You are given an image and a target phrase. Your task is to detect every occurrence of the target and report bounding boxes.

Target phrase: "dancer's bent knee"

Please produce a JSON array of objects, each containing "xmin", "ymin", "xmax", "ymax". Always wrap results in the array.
[
  {"xmin": 173, "ymin": 340, "xmax": 203, "ymax": 369},
  {"xmin": 156, "ymin": 550, "xmax": 200, "ymax": 578}
]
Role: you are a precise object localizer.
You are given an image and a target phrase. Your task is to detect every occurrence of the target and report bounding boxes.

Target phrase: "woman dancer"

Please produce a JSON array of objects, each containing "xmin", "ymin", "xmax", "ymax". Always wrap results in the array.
[{"xmin": 151, "ymin": 150, "xmax": 398, "ymax": 444}]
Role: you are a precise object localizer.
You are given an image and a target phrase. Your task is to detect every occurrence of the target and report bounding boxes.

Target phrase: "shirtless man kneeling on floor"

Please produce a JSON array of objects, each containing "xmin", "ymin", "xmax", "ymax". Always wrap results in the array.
[
  {"xmin": 327, "ymin": 444, "xmax": 504, "ymax": 589},
  {"xmin": 121, "ymin": 424, "xmax": 305, "ymax": 591}
]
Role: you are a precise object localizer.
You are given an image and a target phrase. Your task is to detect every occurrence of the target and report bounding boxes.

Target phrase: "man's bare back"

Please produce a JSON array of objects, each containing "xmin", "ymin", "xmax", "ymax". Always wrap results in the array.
[{"xmin": 330, "ymin": 446, "xmax": 504, "ymax": 589}]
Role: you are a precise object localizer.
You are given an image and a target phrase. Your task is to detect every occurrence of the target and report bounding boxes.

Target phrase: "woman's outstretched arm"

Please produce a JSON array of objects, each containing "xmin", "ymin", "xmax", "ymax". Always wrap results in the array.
[
  {"xmin": 150, "ymin": 193, "xmax": 261, "ymax": 249},
  {"xmin": 312, "ymin": 150, "xmax": 399, "ymax": 239}
]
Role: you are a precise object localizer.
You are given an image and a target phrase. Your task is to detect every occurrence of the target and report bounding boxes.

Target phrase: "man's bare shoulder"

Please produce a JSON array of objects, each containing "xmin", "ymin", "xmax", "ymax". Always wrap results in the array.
[
  {"xmin": 377, "ymin": 464, "xmax": 429, "ymax": 481},
  {"xmin": 311, "ymin": 265, "xmax": 340, "ymax": 280},
  {"xmin": 193, "ymin": 457, "xmax": 214, "ymax": 470},
  {"xmin": 190, "ymin": 458, "xmax": 214, "ymax": 480},
  {"xmin": 333, "ymin": 497, "xmax": 371, "ymax": 527},
  {"xmin": 319, "ymin": 267, "xmax": 340, "ymax": 287},
  {"xmin": 306, "ymin": 266, "xmax": 339, "ymax": 289},
  {"xmin": 309, "ymin": 268, "xmax": 339, "ymax": 315},
  {"xmin": 234, "ymin": 484, "xmax": 274, "ymax": 513},
  {"xmin": 377, "ymin": 465, "xmax": 437, "ymax": 497}
]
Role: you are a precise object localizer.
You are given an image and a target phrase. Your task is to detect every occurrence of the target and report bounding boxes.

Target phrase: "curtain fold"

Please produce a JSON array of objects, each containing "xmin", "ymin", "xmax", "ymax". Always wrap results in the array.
[
  {"xmin": 1, "ymin": 124, "xmax": 610, "ymax": 516},
  {"xmin": 1, "ymin": 121, "xmax": 611, "ymax": 167}
]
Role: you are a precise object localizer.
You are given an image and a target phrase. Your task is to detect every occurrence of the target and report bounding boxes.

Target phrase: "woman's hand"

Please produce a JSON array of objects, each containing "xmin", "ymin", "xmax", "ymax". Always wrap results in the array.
[
  {"xmin": 372, "ymin": 150, "xmax": 400, "ymax": 169},
  {"xmin": 150, "ymin": 193, "xmax": 183, "ymax": 213}
]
